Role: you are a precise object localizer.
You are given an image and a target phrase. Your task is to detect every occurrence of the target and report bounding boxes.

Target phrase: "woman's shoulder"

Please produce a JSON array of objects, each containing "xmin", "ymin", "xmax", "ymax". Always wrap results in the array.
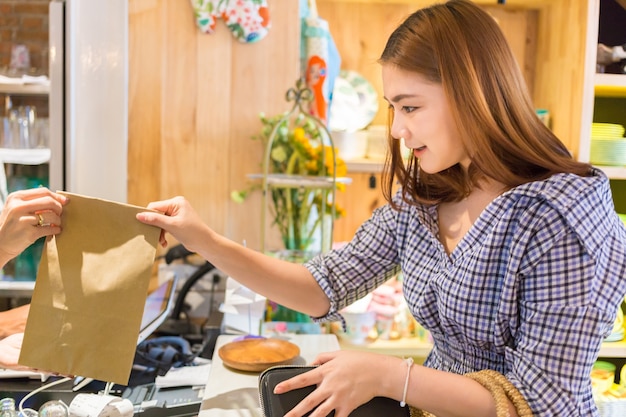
[
  {"xmin": 508, "ymin": 169, "xmax": 612, "ymax": 213},
  {"xmin": 506, "ymin": 169, "xmax": 624, "ymax": 253}
]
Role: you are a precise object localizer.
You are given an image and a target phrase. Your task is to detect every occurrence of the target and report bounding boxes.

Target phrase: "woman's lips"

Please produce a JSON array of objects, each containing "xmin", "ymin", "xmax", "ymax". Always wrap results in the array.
[{"xmin": 413, "ymin": 146, "xmax": 426, "ymax": 157}]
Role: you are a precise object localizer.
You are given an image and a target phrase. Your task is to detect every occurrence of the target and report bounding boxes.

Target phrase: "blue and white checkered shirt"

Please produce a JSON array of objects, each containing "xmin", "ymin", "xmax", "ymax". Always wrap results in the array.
[{"xmin": 306, "ymin": 169, "xmax": 626, "ymax": 416}]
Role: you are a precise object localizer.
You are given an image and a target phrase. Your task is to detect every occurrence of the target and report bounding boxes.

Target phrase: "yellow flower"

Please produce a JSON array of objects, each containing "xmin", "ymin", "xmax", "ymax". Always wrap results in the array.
[{"xmin": 237, "ymin": 112, "xmax": 348, "ymax": 252}]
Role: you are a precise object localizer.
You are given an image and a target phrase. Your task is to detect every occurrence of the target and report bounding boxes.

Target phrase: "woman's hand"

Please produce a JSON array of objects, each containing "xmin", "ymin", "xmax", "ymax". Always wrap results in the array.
[
  {"xmin": 274, "ymin": 350, "xmax": 402, "ymax": 417},
  {"xmin": 136, "ymin": 196, "xmax": 212, "ymax": 253},
  {"xmin": 0, "ymin": 188, "xmax": 68, "ymax": 265}
]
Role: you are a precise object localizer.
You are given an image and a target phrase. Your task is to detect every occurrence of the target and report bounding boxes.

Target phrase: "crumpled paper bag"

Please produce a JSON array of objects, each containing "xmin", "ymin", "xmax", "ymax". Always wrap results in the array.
[{"xmin": 19, "ymin": 192, "xmax": 160, "ymax": 384}]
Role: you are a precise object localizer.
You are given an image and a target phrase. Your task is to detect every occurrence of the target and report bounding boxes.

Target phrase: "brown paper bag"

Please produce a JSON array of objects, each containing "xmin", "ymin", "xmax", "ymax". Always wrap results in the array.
[{"xmin": 19, "ymin": 192, "xmax": 161, "ymax": 384}]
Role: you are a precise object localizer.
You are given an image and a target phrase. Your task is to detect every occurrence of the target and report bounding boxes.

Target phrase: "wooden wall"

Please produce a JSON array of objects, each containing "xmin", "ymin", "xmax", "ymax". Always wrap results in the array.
[
  {"xmin": 128, "ymin": 0, "xmax": 300, "ymax": 252},
  {"xmin": 128, "ymin": 0, "xmax": 589, "ymax": 248}
]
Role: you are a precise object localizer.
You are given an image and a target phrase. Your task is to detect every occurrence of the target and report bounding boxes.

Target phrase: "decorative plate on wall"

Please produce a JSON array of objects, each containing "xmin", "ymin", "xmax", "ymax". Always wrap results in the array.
[{"xmin": 329, "ymin": 70, "xmax": 378, "ymax": 132}]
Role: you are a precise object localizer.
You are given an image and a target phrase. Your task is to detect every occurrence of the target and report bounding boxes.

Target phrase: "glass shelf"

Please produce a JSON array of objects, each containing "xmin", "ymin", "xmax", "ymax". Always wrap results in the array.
[
  {"xmin": 0, "ymin": 148, "xmax": 51, "ymax": 165},
  {"xmin": 0, "ymin": 280, "xmax": 34, "ymax": 298},
  {"xmin": 248, "ymin": 173, "xmax": 352, "ymax": 188},
  {"xmin": 0, "ymin": 83, "xmax": 49, "ymax": 96}
]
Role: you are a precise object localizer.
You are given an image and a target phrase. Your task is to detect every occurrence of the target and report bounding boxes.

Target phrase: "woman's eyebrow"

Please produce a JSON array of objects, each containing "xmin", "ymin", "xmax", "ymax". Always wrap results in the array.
[{"xmin": 384, "ymin": 93, "xmax": 420, "ymax": 103}]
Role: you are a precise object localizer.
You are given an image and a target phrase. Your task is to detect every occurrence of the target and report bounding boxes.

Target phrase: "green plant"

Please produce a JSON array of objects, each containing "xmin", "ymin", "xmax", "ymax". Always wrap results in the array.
[{"xmin": 232, "ymin": 112, "xmax": 347, "ymax": 252}]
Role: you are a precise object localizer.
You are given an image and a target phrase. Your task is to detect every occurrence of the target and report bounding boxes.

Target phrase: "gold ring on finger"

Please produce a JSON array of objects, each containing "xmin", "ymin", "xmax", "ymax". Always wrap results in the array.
[{"xmin": 37, "ymin": 213, "xmax": 44, "ymax": 227}]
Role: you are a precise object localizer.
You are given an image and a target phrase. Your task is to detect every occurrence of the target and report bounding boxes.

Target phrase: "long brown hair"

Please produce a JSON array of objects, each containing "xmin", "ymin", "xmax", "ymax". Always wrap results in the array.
[{"xmin": 378, "ymin": 0, "xmax": 591, "ymax": 207}]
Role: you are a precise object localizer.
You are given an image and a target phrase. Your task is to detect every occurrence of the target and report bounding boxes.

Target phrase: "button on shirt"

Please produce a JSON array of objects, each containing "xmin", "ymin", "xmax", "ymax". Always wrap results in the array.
[{"xmin": 305, "ymin": 169, "xmax": 626, "ymax": 416}]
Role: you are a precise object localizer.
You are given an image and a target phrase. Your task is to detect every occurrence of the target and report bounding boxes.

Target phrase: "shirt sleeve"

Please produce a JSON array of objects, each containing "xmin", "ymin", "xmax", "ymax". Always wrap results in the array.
[
  {"xmin": 503, "ymin": 221, "xmax": 625, "ymax": 416},
  {"xmin": 304, "ymin": 202, "xmax": 402, "ymax": 322}
]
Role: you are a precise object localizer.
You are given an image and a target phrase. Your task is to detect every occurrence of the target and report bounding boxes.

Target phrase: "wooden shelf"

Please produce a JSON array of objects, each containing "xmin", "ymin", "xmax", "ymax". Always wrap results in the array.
[{"xmin": 345, "ymin": 158, "xmax": 384, "ymax": 173}]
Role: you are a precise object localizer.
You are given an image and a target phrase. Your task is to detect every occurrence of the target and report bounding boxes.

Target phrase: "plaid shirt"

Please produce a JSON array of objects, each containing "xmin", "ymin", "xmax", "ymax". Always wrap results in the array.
[{"xmin": 306, "ymin": 169, "xmax": 626, "ymax": 416}]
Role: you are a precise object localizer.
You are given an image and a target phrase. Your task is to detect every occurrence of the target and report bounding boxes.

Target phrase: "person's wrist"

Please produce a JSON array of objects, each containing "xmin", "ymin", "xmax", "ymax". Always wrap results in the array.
[
  {"xmin": 0, "ymin": 248, "xmax": 15, "ymax": 271},
  {"xmin": 379, "ymin": 355, "xmax": 415, "ymax": 404},
  {"xmin": 400, "ymin": 357, "xmax": 414, "ymax": 407}
]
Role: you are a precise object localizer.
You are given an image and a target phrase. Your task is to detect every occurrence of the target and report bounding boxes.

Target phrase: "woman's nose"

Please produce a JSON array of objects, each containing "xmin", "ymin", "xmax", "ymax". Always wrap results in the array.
[{"xmin": 390, "ymin": 119, "xmax": 407, "ymax": 142}]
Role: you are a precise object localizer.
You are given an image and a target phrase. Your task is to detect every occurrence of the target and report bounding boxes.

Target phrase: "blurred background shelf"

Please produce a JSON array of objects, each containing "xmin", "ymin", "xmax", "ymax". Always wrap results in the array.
[
  {"xmin": 0, "ymin": 280, "xmax": 34, "ymax": 298},
  {"xmin": 0, "ymin": 148, "xmax": 51, "ymax": 165},
  {"xmin": 248, "ymin": 173, "xmax": 352, "ymax": 188},
  {"xmin": 339, "ymin": 336, "xmax": 433, "ymax": 359},
  {"xmin": 0, "ymin": 83, "xmax": 49, "ymax": 96},
  {"xmin": 599, "ymin": 339, "xmax": 626, "ymax": 358},
  {"xmin": 598, "ymin": 166, "xmax": 626, "ymax": 179},
  {"xmin": 339, "ymin": 336, "xmax": 626, "ymax": 359},
  {"xmin": 344, "ymin": 158, "xmax": 384, "ymax": 173},
  {"xmin": 595, "ymin": 73, "xmax": 626, "ymax": 98}
]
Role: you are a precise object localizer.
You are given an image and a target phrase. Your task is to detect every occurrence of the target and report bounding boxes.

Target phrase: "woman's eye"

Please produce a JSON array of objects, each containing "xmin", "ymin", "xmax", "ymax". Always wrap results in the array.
[{"xmin": 402, "ymin": 106, "xmax": 417, "ymax": 113}]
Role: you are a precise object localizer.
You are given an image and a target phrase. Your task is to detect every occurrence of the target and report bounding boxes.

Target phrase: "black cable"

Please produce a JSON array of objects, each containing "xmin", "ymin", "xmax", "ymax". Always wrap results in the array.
[{"xmin": 171, "ymin": 261, "xmax": 217, "ymax": 320}]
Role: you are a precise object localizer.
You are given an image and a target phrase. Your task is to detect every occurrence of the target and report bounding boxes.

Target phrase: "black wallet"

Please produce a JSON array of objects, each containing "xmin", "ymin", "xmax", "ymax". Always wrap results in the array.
[{"xmin": 258, "ymin": 365, "xmax": 410, "ymax": 417}]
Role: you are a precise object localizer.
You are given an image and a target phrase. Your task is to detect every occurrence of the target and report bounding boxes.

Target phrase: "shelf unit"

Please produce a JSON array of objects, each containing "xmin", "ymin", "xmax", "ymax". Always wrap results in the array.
[
  {"xmin": 0, "ymin": 148, "xmax": 51, "ymax": 166},
  {"xmin": 0, "ymin": 83, "xmax": 49, "ymax": 97},
  {"xmin": 340, "ymin": 337, "xmax": 626, "ymax": 359},
  {"xmin": 587, "ymin": 73, "xmax": 626, "ymax": 179},
  {"xmin": 0, "ymin": 81, "xmax": 51, "ymax": 286}
]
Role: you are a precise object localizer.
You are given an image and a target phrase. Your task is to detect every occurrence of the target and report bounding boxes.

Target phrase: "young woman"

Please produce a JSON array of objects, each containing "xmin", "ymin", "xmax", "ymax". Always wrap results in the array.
[
  {"xmin": 137, "ymin": 1, "xmax": 626, "ymax": 415},
  {"xmin": 0, "ymin": 187, "xmax": 67, "ymax": 370}
]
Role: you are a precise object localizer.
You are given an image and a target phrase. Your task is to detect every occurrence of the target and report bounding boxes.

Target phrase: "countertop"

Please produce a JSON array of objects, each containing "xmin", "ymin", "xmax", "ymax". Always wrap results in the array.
[{"xmin": 198, "ymin": 334, "xmax": 340, "ymax": 417}]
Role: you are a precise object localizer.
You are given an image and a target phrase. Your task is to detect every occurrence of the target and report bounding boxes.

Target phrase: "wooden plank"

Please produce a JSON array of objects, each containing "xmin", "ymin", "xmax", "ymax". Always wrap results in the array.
[
  {"xmin": 227, "ymin": 0, "xmax": 301, "ymax": 251},
  {"xmin": 193, "ymin": 27, "xmax": 233, "ymax": 237},
  {"xmin": 128, "ymin": 0, "xmax": 163, "ymax": 206},
  {"xmin": 333, "ymin": 172, "xmax": 387, "ymax": 242},
  {"xmin": 160, "ymin": 0, "xmax": 198, "ymax": 204},
  {"xmin": 532, "ymin": 0, "xmax": 588, "ymax": 156}
]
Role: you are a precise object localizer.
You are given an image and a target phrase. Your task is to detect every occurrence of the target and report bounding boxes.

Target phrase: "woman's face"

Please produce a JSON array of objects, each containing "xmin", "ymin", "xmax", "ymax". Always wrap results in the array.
[{"xmin": 382, "ymin": 64, "xmax": 470, "ymax": 173}]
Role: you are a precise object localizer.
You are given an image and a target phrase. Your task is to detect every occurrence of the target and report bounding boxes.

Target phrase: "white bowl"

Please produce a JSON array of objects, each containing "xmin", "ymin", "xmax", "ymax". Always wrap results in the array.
[{"xmin": 331, "ymin": 129, "xmax": 369, "ymax": 161}]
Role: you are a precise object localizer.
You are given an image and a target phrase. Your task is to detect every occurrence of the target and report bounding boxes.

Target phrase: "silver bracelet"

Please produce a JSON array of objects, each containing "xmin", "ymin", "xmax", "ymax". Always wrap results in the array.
[{"xmin": 400, "ymin": 357, "xmax": 414, "ymax": 407}]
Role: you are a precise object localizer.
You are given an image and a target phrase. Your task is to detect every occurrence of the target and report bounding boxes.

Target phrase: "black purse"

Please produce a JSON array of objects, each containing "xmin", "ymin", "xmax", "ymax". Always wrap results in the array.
[{"xmin": 258, "ymin": 365, "xmax": 411, "ymax": 417}]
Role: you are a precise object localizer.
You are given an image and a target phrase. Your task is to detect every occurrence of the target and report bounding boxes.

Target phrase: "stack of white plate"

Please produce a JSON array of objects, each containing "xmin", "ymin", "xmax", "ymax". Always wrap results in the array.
[
  {"xmin": 592, "ymin": 123, "xmax": 626, "ymax": 138},
  {"xmin": 590, "ymin": 123, "xmax": 626, "ymax": 166}
]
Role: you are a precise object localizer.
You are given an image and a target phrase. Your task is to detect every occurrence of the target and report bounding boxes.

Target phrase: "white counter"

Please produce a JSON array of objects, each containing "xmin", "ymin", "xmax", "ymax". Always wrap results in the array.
[{"xmin": 198, "ymin": 334, "xmax": 340, "ymax": 417}]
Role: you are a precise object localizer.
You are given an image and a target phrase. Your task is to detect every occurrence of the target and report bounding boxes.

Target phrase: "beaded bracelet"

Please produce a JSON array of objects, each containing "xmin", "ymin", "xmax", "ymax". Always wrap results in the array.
[{"xmin": 400, "ymin": 357, "xmax": 414, "ymax": 407}]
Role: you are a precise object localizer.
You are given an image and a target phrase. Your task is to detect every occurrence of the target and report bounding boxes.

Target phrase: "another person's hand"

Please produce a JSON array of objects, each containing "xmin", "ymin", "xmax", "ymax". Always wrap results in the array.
[
  {"xmin": 0, "ymin": 304, "xmax": 29, "ymax": 339},
  {"xmin": 0, "ymin": 188, "xmax": 68, "ymax": 265},
  {"xmin": 136, "ymin": 196, "xmax": 211, "ymax": 252},
  {"xmin": 0, "ymin": 333, "xmax": 30, "ymax": 370}
]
